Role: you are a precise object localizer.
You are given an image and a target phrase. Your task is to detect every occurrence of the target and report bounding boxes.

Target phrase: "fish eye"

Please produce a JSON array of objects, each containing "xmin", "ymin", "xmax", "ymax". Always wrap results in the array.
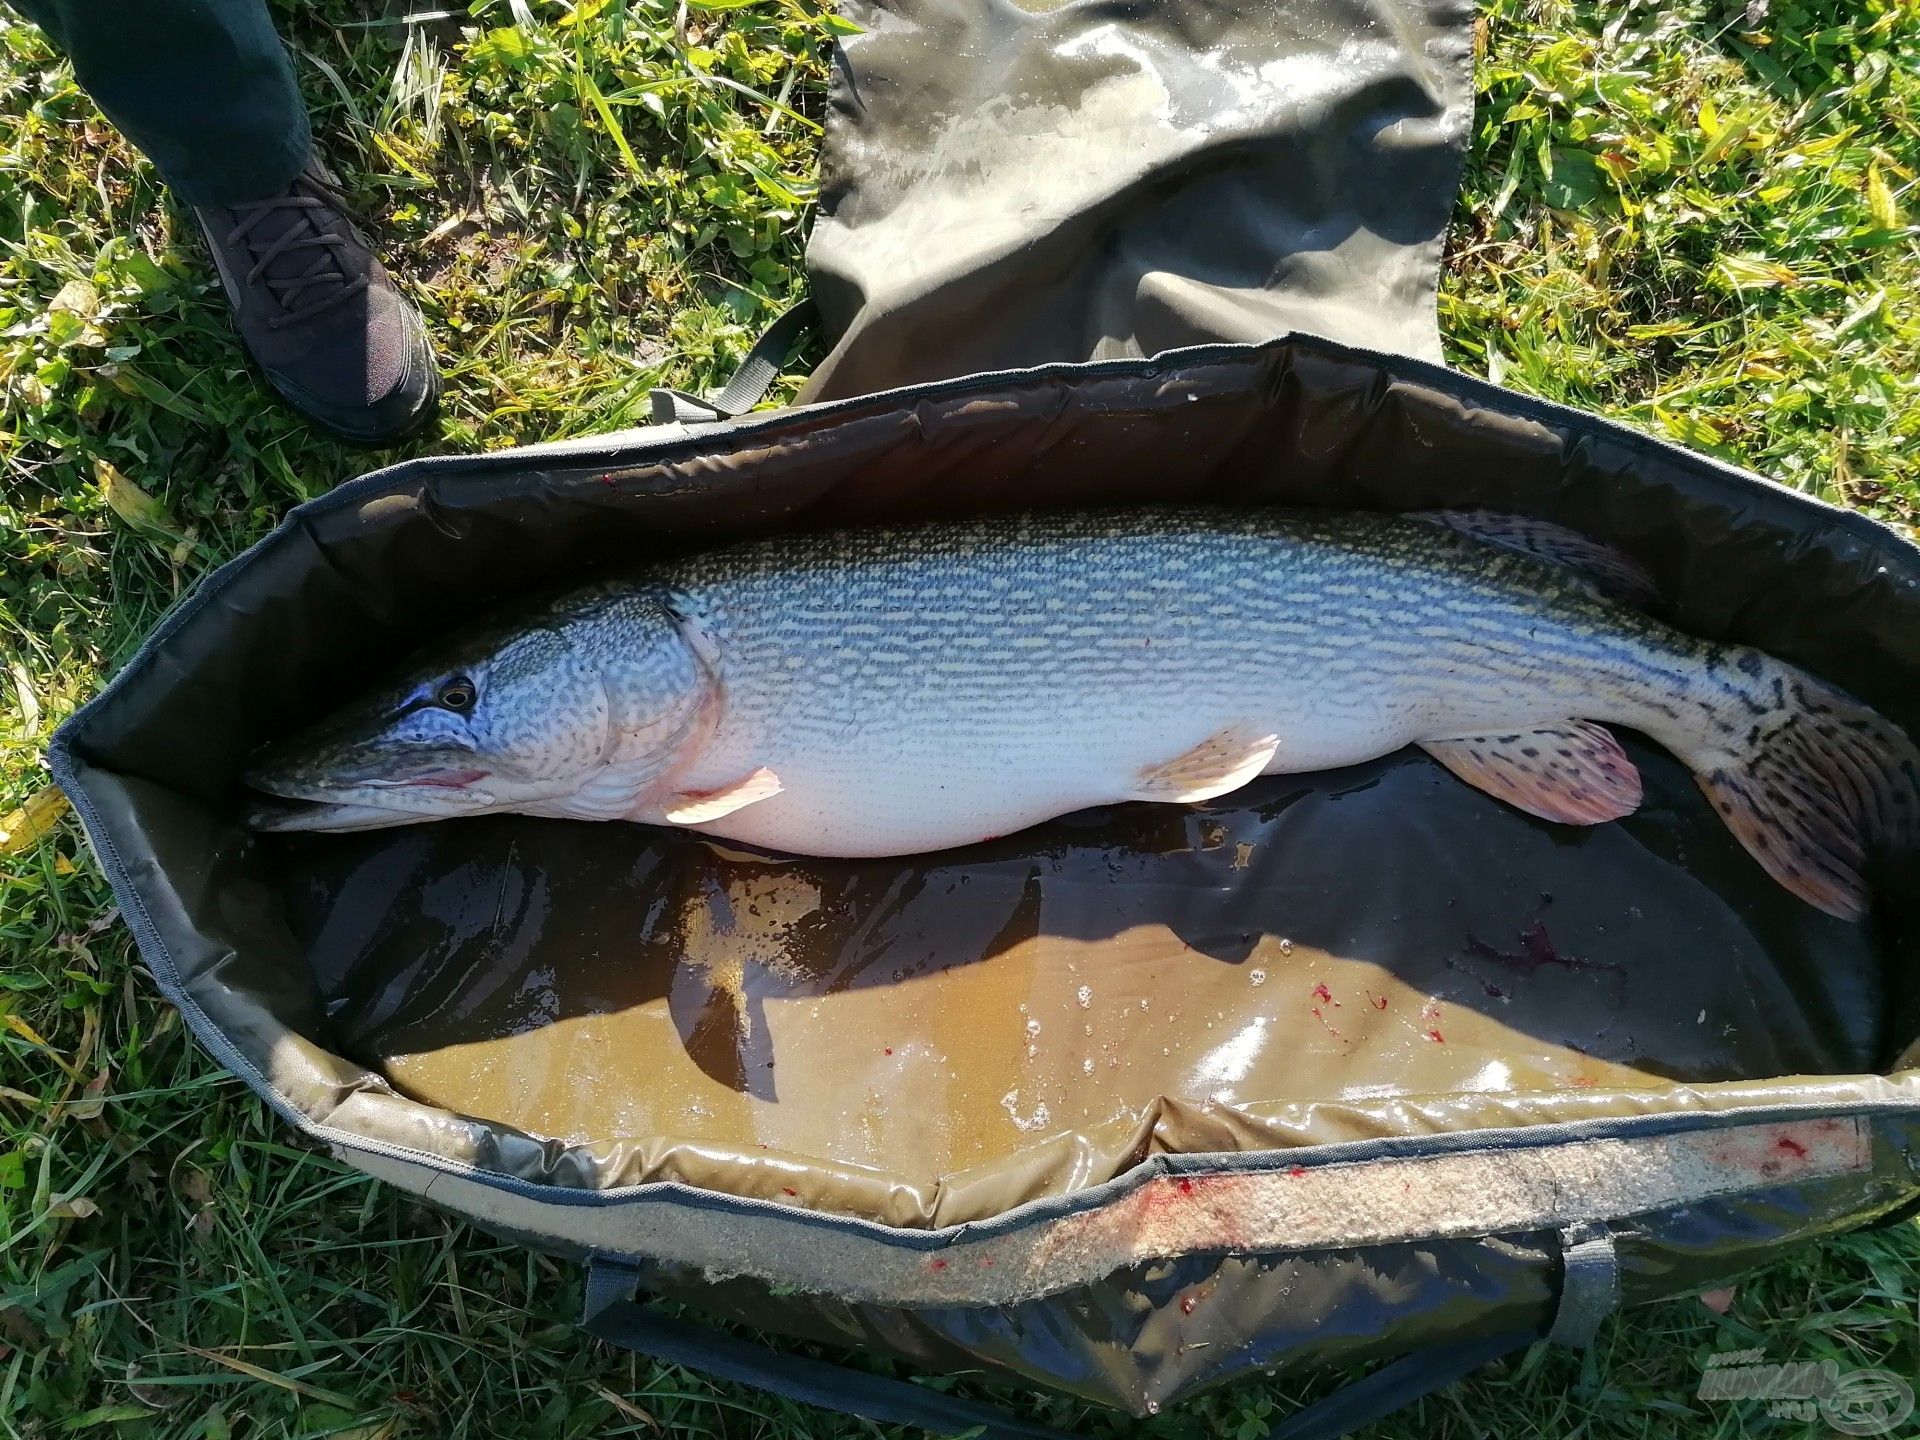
[{"xmin": 436, "ymin": 676, "xmax": 477, "ymax": 713}]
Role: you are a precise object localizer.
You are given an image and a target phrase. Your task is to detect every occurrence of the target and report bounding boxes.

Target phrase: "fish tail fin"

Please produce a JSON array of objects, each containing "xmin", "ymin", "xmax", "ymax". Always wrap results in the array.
[{"xmin": 1692, "ymin": 665, "xmax": 1920, "ymax": 920}]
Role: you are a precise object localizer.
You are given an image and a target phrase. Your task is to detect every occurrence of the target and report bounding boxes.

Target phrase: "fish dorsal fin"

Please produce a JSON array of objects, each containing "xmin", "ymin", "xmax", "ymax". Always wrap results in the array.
[
  {"xmin": 1420, "ymin": 721, "xmax": 1643, "ymax": 825},
  {"xmin": 661, "ymin": 767, "xmax": 785, "ymax": 824},
  {"xmin": 1132, "ymin": 727, "xmax": 1281, "ymax": 803},
  {"xmin": 1411, "ymin": 510, "xmax": 1660, "ymax": 608}
]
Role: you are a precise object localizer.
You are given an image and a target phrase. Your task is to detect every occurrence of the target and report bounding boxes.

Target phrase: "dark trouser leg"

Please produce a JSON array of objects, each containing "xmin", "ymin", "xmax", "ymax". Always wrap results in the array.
[{"xmin": 6, "ymin": 0, "xmax": 309, "ymax": 204}]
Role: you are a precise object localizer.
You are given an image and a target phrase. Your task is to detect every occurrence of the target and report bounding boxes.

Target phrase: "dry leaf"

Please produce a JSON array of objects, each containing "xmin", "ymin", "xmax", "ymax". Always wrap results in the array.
[
  {"xmin": 67, "ymin": 1069, "xmax": 110, "ymax": 1122},
  {"xmin": 1714, "ymin": 255, "xmax": 1800, "ymax": 290},
  {"xmin": 49, "ymin": 278, "xmax": 100, "ymax": 320},
  {"xmin": 46, "ymin": 1193, "xmax": 99, "ymax": 1219},
  {"xmin": 127, "ymin": 1360, "xmax": 186, "ymax": 1410},
  {"xmin": 7, "ymin": 661, "xmax": 39, "ymax": 738},
  {"xmin": 179, "ymin": 1168, "xmax": 213, "ymax": 1207},
  {"xmin": 96, "ymin": 459, "xmax": 172, "ymax": 533},
  {"xmin": 2, "ymin": 1010, "xmax": 86, "ymax": 1081},
  {"xmin": 594, "ymin": 1386, "xmax": 659, "ymax": 1429},
  {"xmin": 1867, "ymin": 162, "xmax": 1900, "ymax": 231},
  {"xmin": 1699, "ymin": 1286, "xmax": 1737, "ymax": 1314},
  {"xmin": 0, "ymin": 785, "xmax": 69, "ymax": 854}
]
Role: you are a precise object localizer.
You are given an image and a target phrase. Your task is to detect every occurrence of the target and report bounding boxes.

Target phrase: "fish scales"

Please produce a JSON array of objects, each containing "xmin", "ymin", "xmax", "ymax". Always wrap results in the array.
[{"xmin": 247, "ymin": 508, "xmax": 1920, "ymax": 920}]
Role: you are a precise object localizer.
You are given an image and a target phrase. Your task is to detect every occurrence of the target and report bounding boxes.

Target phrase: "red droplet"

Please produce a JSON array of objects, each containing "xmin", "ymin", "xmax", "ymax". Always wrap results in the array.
[
  {"xmin": 597, "ymin": 473, "xmax": 617, "ymax": 487},
  {"xmin": 1426, "ymin": 1028, "xmax": 1446, "ymax": 1044},
  {"xmin": 1774, "ymin": 1135, "xmax": 1808, "ymax": 1159},
  {"xmin": 1179, "ymin": 1295, "xmax": 1197, "ymax": 1315},
  {"xmin": 929, "ymin": 1258, "xmax": 949, "ymax": 1272},
  {"xmin": 1311, "ymin": 982, "xmax": 1333, "ymax": 1003},
  {"xmin": 1176, "ymin": 1177, "xmax": 1195, "ymax": 1196},
  {"xmin": 883, "ymin": 1047, "xmax": 893, "ymax": 1056},
  {"xmin": 1367, "ymin": 990, "xmax": 1389, "ymax": 1010},
  {"xmin": 1287, "ymin": 1165, "xmax": 1307, "ymax": 1178},
  {"xmin": 781, "ymin": 1186, "xmax": 797, "ymax": 1197},
  {"xmin": 979, "ymin": 1257, "xmax": 995, "ymax": 1268}
]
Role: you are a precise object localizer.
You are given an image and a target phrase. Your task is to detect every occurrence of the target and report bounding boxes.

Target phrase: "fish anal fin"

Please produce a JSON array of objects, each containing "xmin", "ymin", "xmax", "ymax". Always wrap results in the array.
[
  {"xmin": 660, "ymin": 767, "xmax": 784, "ymax": 824},
  {"xmin": 1133, "ymin": 728, "xmax": 1281, "ymax": 804},
  {"xmin": 1413, "ymin": 510, "xmax": 1660, "ymax": 608},
  {"xmin": 1420, "ymin": 721, "xmax": 1643, "ymax": 826}
]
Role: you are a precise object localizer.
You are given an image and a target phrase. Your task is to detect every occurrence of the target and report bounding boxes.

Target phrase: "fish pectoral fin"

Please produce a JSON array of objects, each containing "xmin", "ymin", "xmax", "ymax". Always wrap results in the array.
[
  {"xmin": 659, "ymin": 767, "xmax": 784, "ymax": 824},
  {"xmin": 1420, "ymin": 721, "xmax": 1642, "ymax": 825},
  {"xmin": 1131, "ymin": 728, "xmax": 1281, "ymax": 804}
]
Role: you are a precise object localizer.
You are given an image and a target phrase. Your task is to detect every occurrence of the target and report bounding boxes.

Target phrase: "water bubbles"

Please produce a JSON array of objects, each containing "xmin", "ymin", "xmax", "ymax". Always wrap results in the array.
[
  {"xmin": 1249, "ymin": 969, "xmax": 1267, "ymax": 986},
  {"xmin": 1277, "ymin": 938, "xmax": 1295, "ymax": 956},
  {"xmin": 1000, "ymin": 1091, "xmax": 1051, "ymax": 1133},
  {"xmin": 1076, "ymin": 985, "xmax": 1093, "ymax": 1009}
]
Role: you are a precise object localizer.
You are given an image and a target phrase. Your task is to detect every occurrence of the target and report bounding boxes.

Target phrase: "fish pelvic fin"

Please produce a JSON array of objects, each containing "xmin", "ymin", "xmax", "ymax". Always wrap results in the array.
[
  {"xmin": 1690, "ymin": 667, "xmax": 1920, "ymax": 921},
  {"xmin": 1411, "ymin": 510, "xmax": 1660, "ymax": 609},
  {"xmin": 660, "ymin": 767, "xmax": 785, "ymax": 825},
  {"xmin": 1132, "ymin": 727, "xmax": 1282, "ymax": 804},
  {"xmin": 1420, "ymin": 721, "xmax": 1643, "ymax": 826}
]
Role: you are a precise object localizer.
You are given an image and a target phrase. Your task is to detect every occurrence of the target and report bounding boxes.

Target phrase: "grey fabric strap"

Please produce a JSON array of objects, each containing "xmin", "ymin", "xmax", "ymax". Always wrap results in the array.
[
  {"xmin": 648, "ymin": 299, "xmax": 817, "ymax": 425},
  {"xmin": 1547, "ymin": 1221, "xmax": 1621, "ymax": 1349}
]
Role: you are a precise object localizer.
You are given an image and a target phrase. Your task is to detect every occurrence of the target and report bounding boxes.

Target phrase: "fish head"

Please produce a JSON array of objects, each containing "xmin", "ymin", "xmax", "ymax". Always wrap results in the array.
[{"xmin": 246, "ymin": 588, "xmax": 715, "ymax": 832}]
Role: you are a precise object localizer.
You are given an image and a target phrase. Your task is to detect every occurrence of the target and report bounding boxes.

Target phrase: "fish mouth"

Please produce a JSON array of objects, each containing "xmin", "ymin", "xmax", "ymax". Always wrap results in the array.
[
  {"xmin": 247, "ymin": 794, "xmax": 438, "ymax": 833},
  {"xmin": 243, "ymin": 764, "xmax": 496, "ymax": 833}
]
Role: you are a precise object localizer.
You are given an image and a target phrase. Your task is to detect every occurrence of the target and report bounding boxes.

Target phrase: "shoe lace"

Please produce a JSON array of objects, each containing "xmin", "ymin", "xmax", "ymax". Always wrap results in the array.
[{"xmin": 224, "ymin": 171, "xmax": 374, "ymax": 329}]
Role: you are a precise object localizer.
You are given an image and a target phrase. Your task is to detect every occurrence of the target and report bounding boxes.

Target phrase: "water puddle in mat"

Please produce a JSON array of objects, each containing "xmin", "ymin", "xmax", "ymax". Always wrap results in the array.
[{"xmin": 279, "ymin": 744, "xmax": 1881, "ymax": 1188}]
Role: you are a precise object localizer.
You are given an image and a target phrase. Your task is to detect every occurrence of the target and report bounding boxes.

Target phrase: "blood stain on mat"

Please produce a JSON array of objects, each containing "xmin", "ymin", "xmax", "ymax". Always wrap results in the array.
[
  {"xmin": 928, "ymin": 1258, "xmax": 949, "ymax": 1272},
  {"xmin": 1287, "ymin": 1165, "xmax": 1307, "ymax": 1178},
  {"xmin": 1366, "ymin": 989, "xmax": 1389, "ymax": 1010},
  {"xmin": 1311, "ymin": 982, "xmax": 1339, "ymax": 1006},
  {"xmin": 1311, "ymin": 1006, "xmax": 1345, "ymax": 1040},
  {"xmin": 1462, "ymin": 920, "xmax": 1624, "ymax": 991},
  {"xmin": 1425, "ymin": 1028, "xmax": 1446, "ymax": 1044},
  {"xmin": 1177, "ymin": 1178, "xmax": 1196, "ymax": 1196},
  {"xmin": 1180, "ymin": 1295, "xmax": 1198, "ymax": 1315},
  {"xmin": 883, "ymin": 1047, "xmax": 893, "ymax": 1055},
  {"xmin": 1774, "ymin": 1135, "xmax": 1808, "ymax": 1159},
  {"xmin": 782, "ymin": 1187, "xmax": 798, "ymax": 1196}
]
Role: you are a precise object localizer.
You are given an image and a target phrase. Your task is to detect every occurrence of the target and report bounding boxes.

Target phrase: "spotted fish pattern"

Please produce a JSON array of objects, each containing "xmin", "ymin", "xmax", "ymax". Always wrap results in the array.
[{"xmin": 247, "ymin": 508, "xmax": 1920, "ymax": 920}]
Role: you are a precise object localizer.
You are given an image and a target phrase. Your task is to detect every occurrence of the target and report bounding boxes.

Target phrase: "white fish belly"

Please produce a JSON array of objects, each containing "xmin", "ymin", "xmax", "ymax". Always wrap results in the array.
[
  {"xmin": 643, "ymin": 510, "xmax": 1694, "ymax": 857},
  {"xmin": 679, "ymin": 705, "xmax": 1393, "ymax": 856}
]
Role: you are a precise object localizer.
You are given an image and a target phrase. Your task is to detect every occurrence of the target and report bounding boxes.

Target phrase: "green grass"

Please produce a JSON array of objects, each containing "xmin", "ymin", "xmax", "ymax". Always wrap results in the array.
[{"xmin": 2, "ymin": 0, "xmax": 1918, "ymax": 1435}]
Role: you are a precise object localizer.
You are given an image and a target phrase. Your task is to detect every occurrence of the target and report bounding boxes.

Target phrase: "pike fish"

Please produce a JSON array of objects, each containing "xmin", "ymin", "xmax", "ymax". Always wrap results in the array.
[{"xmin": 246, "ymin": 508, "xmax": 1920, "ymax": 920}]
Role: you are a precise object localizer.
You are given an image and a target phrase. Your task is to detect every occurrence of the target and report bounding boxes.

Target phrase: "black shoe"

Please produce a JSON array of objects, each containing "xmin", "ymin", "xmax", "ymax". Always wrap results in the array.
[{"xmin": 194, "ymin": 157, "xmax": 439, "ymax": 447}]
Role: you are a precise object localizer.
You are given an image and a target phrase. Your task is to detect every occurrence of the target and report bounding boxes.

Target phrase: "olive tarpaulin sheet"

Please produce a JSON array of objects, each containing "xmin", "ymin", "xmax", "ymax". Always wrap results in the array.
[
  {"xmin": 45, "ymin": 0, "xmax": 1920, "ymax": 1428},
  {"xmin": 799, "ymin": 0, "xmax": 1477, "ymax": 399}
]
